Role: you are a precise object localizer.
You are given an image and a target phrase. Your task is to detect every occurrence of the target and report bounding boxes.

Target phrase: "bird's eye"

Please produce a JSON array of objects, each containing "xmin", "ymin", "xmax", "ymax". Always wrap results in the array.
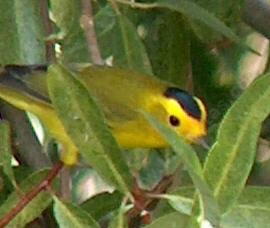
[{"xmin": 169, "ymin": 115, "xmax": 180, "ymax": 127}]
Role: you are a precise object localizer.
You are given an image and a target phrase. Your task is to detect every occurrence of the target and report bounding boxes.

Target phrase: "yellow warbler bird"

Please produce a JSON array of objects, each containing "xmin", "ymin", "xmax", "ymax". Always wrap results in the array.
[{"xmin": 0, "ymin": 64, "xmax": 207, "ymax": 165}]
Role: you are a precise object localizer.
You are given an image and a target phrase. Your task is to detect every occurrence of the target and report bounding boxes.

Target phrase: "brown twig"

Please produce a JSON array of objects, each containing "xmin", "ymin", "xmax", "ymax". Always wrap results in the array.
[
  {"xmin": 108, "ymin": 0, "xmax": 121, "ymax": 15},
  {"xmin": 243, "ymin": 0, "xmax": 270, "ymax": 40},
  {"xmin": 115, "ymin": 0, "xmax": 157, "ymax": 9},
  {"xmin": 60, "ymin": 166, "xmax": 72, "ymax": 200},
  {"xmin": 128, "ymin": 175, "xmax": 174, "ymax": 226},
  {"xmin": 40, "ymin": 0, "xmax": 56, "ymax": 62},
  {"xmin": 0, "ymin": 161, "xmax": 63, "ymax": 228},
  {"xmin": 80, "ymin": 0, "xmax": 104, "ymax": 65}
]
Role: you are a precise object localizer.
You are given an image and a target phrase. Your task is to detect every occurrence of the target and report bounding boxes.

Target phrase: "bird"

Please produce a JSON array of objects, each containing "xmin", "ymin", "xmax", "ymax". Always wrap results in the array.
[{"xmin": 0, "ymin": 64, "xmax": 207, "ymax": 165}]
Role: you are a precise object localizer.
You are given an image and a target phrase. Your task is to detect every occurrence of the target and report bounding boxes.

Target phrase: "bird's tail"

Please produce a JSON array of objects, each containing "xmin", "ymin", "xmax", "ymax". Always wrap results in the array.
[
  {"xmin": 0, "ymin": 64, "xmax": 53, "ymax": 119},
  {"xmin": 0, "ymin": 65, "xmax": 49, "ymax": 101},
  {"xmin": 0, "ymin": 65, "xmax": 78, "ymax": 165}
]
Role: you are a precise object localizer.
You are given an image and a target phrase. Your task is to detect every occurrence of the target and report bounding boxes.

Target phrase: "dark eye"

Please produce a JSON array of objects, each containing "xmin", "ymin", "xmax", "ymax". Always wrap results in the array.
[{"xmin": 169, "ymin": 115, "xmax": 180, "ymax": 127}]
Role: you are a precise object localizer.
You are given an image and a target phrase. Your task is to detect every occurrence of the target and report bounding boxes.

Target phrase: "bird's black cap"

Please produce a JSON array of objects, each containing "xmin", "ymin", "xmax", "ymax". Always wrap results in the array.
[{"xmin": 164, "ymin": 87, "xmax": 201, "ymax": 120}]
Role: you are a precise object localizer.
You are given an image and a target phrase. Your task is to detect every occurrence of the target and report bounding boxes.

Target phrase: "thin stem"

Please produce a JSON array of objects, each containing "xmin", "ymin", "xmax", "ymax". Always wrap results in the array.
[
  {"xmin": 115, "ymin": 0, "xmax": 157, "ymax": 9},
  {"xmin": 0, "ymin": 162, "xmax": 63, "ymax": 228},
  {"xmin": 60, "ymin": 167, "xmax": 71, "ymax": 200},
  {"xmin": 80, "ymin": 0, "xmax": 104, "ymax": 65},
  {"xmin": 40, "ymin": 0, "xmax": 56, "ymax": 62},
  {"xmin": 243, "ymin": 0, "xmax": 270, "ymax": 40},
  {"xmin": 108, "ymin": 0, "xmax": 121, "ymax": 15},
  {"xmin": 128, "ymin": 175, "xmax": 174, "ymax": 226}
]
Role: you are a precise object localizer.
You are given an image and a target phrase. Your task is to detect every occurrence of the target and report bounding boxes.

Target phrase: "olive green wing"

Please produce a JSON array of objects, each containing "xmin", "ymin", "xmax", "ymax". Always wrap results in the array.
[{"xmin": 0, "ymin": 64, "xmax": 140, "ymax": 126}]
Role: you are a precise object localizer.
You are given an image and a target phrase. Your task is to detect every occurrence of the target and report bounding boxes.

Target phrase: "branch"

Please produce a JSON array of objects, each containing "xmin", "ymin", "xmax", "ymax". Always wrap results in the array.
[
  {"xmin": 0, "ymin": 162, "xmax": 63, "ymax": 227},
  {"xmin": 40, "ymin": 0, "xmax": 56, "ymax": 62},
  {"xmin": 80, "ymin": 0, "xmax": 104, "ymax": 65},
  {"xmin": 60, "ymin": 167, "xmax": 72, "ymax": 200},
  {"xmin": 128, "ymin": 175, "xmax": 174, "ymax": 226},
  {"xmin": 243, "ymin": 0, "xmax": 270, "ymax": 39},
  {"xmin": 115, "ymin": 0, "xmax": 157, "ymax": 9}
]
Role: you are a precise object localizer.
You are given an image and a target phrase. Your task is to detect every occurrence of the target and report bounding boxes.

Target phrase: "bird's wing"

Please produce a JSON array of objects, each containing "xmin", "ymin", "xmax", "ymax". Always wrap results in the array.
[{"xmin": 0, "ymin": 64, "xmax": 140, "ymax": 125}]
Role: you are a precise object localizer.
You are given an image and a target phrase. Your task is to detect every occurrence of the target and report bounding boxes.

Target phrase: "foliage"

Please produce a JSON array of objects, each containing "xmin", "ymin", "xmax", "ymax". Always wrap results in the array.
[{"xmin": 0, "ymin": 0, "xmax": 270, "ymax": 227}]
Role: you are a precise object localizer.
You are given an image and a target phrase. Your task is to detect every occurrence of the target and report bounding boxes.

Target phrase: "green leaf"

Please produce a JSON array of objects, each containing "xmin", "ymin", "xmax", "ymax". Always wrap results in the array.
[
  {"xmin": 96, "ymin": 6, "xmax": 152, "ymax": 75},
  {"xmin": 145, "ymin": 212, "xmax": 189, "ymax": 228},
  {"xmin": 47, "ymin": 64, "xmax": 132, "ymax": 196},
  {"xmin": 162, "ymin": 187, "xmax": 194, "ymax": 216},
  {"xmin": 156, "ymin": 0, "xmax": 239, "ymax": 43},
  {"xmin": 60, "ymin": 29, "xmax": 90, "ymax": 63},
  {"xmin": 204, "ymin": 72, "xmax": 270, "ymax": 213},
  {"xmin": 0, "ymin": 121, "xmax": 17, "ymax": 188},
  {"xmin": 50, "ymin": 0, "xmax": 80, "ymax": 37},
  {"xmin": 164, "ymin": 186, "xmax": 270, "ymax": 227},
  {"xmin": 155, "ymin": 194, "xmax": 193, "ymax": 215},
  {"xmin": 53, "ymin": 197, "xmax": 99, "ymax": 228},
  {"xmin": 0, "ymin": 170, "xmax": 53, "ymax": 228},
  {"xmin": 237, "ymin": 186, "xmax": 270, "ymax": 211},
  {"xmin": 81, "ymin": 191, "xmax": 123, "ymax": 220},
  {"xmin": 143, "ymin": 112, "xmax": 220, "ymax": 226},
  {"xmin": 50, "ymin": 0, "xmax": 90, "ymax": 62},
  {"xmin": 142, "ymin": 11, "xmax": 190, "ymax": 87},
  {"xmin": 222, "ymin": 186, "xmax": 270, "ymax": 228},
  {"xmin": 108, "ymin": 200, "xmax": 128, "ymax": 228},
  {"xmin": 114, "ymin": 14, "xmax": 152, "ymax": 75},
  {"xmin": 0, "ymin": 0, "xmax": 45, "ymax": 64}
]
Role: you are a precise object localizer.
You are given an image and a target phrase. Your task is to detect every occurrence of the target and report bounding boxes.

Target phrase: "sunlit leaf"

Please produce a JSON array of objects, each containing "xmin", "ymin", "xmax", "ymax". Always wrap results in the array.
[
  {"xmin": 108, "ymin": 200, "xmax": 128, "ymax": 228},
  {"xmin": 0, "ymin": 170, "xmax": 53, "ymax": 227},
  {"xmin": 96, "ymin": 6, "xmax": 152, "ymax": 74},
  {"xmin": 144, "ymin": 113, "xmax": 220, "ymax": 226},
  {"xmin": 145, "ymin": 212, "xmax": 189, "ymax": 228},
  {"xmin": 0, "ymin": 121, "xmax": 16, "ymax": 188},
  {"xmin": 204, "ymin": 72, "xmax": 270, "ymax": 213},
  {"xmin": 156, "ymin": 0, "xmax": 239, "ymax": 43},
  {"xmin": 53, "ymin": 197, "xmax": 99, "ymax": 228},
  {"xmin": 48, "ymin": 64, "xmax": 132, "ymax": 196},
  {"xmin": 222, "ymin": 186, "xmax": 270, "ymax": 227},
  {"xmin": 82, "ymin": 191, "xmax": 123, "ymax": 220},
  {"xmin": 0, "ymin": 0, "xmax": 45, "ymax": 64}
]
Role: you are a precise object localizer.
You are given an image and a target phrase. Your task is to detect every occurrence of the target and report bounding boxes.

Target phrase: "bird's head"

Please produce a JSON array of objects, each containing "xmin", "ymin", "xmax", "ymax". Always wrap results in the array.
[{"xmin": 157, "ymin": 87, "xmax": 207, "ymax": 143}]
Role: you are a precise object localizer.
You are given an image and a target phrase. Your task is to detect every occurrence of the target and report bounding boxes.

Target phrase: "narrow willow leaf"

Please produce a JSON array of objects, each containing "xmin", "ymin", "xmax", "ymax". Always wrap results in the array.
[
  {"xmin": 114, "ymin": 14, "xmax": 152, "ymax": 75},
  {"xmin": 81, "ymin": 191, "xmax": 123, "ymax": 220},
  {"xmin": 0, "ymin": 0, "xmax": 48, "ymax": 170},
  {"xmin": 53, "ymin": 197, "xmax": 99, "ymax": 228},
  {"xmin": 53, "ymin": 0, "xmax": 90, "ymax": 63},
  {"xmin": 156, "ymin": 0, "xmax": 239, "ymax": 43},
  {"xmin": 50, "ymin": 0, "xmax": 80, "ymax": 36},
  {"xmin": 164, "ymin": 186, "xmax": 270, "ymax": 227},
  {"xmin": 96, "ymin": 6, "xmax": 152, "ymax": 75},
  {"xmin": 0, "ymin": 121, "xmax": 16, "ymax": 188},
  {"xmin": 222, "ymin": 186, "xmax": 270, "ymax": 227},
  {"xmin": 95, "ymin": 5, "xmax": 116, "ymax": 39},
  {"xmin": 0, "ymin": 0, "xmax": 45, "ymax": 64},
  {"xmin": 144, "ymin": 113, "xmax": 220, "ymax": 226},
  {"xmin": 204, "ymin": 72, "xmax": 270, "ymax": 213},
  {"xmin": 237, "ymin": 186, "xmax": 270, "ymax": 210},
  {"xmin": 155, "ymin": 194, "xmax": 193, "ymax": 215},
  {"xmin": 0, "ymin": 170, "xmax": 52, "ymax": 227},
  {"xmin": 108, "ymin": 200, "xmax": 128, "ymax": 228},
  {"xmin": 145, "ymin": 212, "xmax": 189, "ymax": 228},
  {"xmin": 47, "ymin": 64, "xmax": 132, "ymax": 196},
  {"xmin": 142, "ymin": 12, "xmax": 190, "ymax": 87}
]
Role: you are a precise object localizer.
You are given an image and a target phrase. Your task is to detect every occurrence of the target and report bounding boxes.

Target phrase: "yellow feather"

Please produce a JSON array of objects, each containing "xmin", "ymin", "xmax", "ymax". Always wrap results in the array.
[{"xmin": 0, "ymin": 65, "xmax": 207, "ymax": 165}]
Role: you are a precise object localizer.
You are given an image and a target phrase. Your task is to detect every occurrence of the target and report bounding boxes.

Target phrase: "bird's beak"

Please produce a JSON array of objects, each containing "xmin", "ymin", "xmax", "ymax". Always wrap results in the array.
[{"xmin": 196, "ymin": 137, "xmax": 210, "ymax": 150}]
